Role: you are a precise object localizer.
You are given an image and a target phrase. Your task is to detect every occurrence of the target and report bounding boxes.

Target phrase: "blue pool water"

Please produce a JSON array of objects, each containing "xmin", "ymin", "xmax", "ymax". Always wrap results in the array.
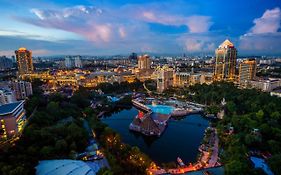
[
  {"xmin": 107, "ymin": 96, "xmax": 120, "ymax": 102},
  {"xmin": 147, "ymin": 105, "xmax": 175, "ymax": 115}
]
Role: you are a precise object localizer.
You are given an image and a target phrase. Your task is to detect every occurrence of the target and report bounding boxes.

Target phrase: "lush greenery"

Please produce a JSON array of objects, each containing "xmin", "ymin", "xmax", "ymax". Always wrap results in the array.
[
  {"xmin": 0, "ymin": 81, "xmax": 152, "ymax": 175},
  {"xmin": 165, "ymin": 82, "xmax": 281, "ymax": 175},
  {"xmin": 0, "ymin": 91, "xmax": 90, "ymax": 174},
  {"xmin": 85, "ymin": 97, "xmax": 153, "ymax": 174}
]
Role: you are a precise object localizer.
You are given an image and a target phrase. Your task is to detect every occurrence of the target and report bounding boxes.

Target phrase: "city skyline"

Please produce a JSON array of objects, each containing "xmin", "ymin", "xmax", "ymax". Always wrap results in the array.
[{"xmin": 0, "ymin": 0, "xmax": 281, "ymax": 56}]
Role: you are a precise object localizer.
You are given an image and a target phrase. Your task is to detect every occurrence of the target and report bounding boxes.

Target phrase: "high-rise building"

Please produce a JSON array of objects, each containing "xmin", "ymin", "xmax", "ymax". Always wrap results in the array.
[
  {"xmin": 15, "ymin": 47, "xmax": 33, "ymax": 75},
  {"xmin": 238, "ymin": 59, "xmax": 257, "ymax": 84},
  {"xmin": 0, "ymin": 101, "xmax": 26, "ymax": 139},
  {"xmin": 156, "ymin": 66, "xmax": 174, "ymax": 93},
  {"xmin": 11, "ymin": 80, "xmax": 33, "ymax": 100},
  {"xmin": 74, "ymin": 56, "xmax": 83, "ymax": 68},
  {"xmin": 65, "ymin": 56, "xmax": 83, "ymax": 68},
  {"xmin": 214, "ymin": 39, "xmax": 237, "ymax": 81},
  {"xmin": 138, "ymin": 54, "xmax": 151, "ymax": 70},
  {"xmin": 65, "ymin": 56, "xmax": 73, "ymax": 68},
  {"xmin": 0, "ymin": 56, "xmax": 13, "ymax": 70}
]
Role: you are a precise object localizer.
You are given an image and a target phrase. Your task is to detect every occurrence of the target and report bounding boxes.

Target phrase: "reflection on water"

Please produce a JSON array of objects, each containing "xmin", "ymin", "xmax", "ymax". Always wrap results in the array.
[{"xmin": 102, "ymin": 107, "xmax": 209, "ymax": 164}]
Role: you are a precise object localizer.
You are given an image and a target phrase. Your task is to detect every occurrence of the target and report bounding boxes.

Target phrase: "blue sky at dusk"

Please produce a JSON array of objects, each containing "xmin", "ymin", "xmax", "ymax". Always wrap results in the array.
[{"xmin": 0, "ymin": 0, "xmax": 281, "ymax": 56}]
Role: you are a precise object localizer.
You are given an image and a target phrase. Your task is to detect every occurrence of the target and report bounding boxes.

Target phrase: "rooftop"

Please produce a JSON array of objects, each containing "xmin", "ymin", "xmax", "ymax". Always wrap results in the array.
[
  {"xmin": 219, "ymin": 39, "xmax": 234, "ymax": 48},
  {"xmin": 18, "ymin": 47, "xmax": 27, "ymax": 51},
  {"xmin": 0, "ymin": 101, "xmax": 24, "ymax": 116},
  {"xmin": 36, "ymin": 159, "xmax": 101, "ymax": 175}
]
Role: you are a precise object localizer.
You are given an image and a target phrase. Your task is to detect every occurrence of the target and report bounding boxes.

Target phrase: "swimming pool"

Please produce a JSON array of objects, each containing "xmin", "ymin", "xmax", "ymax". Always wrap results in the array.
[{"xmin": 147, "ymin": 105, "xmax": 175, "ymax": 115}]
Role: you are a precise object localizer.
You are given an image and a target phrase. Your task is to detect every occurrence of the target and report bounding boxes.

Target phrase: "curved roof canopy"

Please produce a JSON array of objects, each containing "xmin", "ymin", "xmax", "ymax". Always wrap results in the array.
[{"xmin": 36, "ymin": 160, "xmax": 101, "ymax": 175}]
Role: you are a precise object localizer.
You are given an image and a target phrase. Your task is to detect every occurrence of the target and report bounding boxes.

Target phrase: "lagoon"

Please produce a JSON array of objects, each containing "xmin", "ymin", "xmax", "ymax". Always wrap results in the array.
[{"xmin": 102, "ymin": 107, "xmax": 209, "ymax": 164}]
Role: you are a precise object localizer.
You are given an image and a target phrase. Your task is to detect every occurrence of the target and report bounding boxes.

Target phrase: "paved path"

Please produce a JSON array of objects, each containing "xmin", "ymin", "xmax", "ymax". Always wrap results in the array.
[{"xmin": 207, "ymin": 129, "xmax": 219, "ymax": 167}]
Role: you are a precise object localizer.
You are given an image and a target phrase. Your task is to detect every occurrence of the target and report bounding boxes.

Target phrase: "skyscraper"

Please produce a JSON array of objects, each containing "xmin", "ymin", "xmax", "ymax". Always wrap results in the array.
[
  {"xmin": 15, "ymin": 48, "xmax": 33, "ymax": 75},
  {"xmin": 138, "ymin": 54, "xmax": 151, "ymax": 70},
  {"xmin": 238, "ymin": 59, "xmax": 257, "ymax": 84},
  {"xmin": 214, "ymin": 39, "xmax": 237, "ymax": 81}
]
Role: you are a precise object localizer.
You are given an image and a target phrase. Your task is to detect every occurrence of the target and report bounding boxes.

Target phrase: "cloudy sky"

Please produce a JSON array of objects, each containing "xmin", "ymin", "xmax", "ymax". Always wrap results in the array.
[{"xmin": 0, "ymin": 0, "xmax": 281, "ymax": 56}]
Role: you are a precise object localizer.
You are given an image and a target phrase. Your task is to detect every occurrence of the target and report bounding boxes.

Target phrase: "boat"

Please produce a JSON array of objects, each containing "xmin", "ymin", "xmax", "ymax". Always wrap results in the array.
[{"xmin": 177, "ymin": 157, "xmax": 185, "ymax": 166}]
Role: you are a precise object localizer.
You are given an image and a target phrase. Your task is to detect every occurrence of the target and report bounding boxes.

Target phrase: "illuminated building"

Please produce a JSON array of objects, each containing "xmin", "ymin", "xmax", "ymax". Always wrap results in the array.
[
  {"xmin": 173, "ymin": 72, "xmax": 190, "ymax": 87},
  {"xmin": 0, "ymin": 101, "xmax": 26, "ymax": 139},
  {"xmin": 138, "ymin": 54, "xmax": 151, "ymax": 70},
  {"xmin": 15, "ymin": 47, "xmax": 34, "ymax": 75},
  {"xmin": 11, "ymin": 80, "xmax": 33, "ymax": 100},
  {"xmin": 238, "ymin": 59, "xmax": 257, "ymax": 85},
  {"xmin": 156, "ymin": 66, "xmax": 174, "ymax": 93},
  {"xmin": 214, "ymin": 39, "xmax": 237, "ymax": 81},
  {"xmin": 136, "ymin": 54, "xmax": 154, "ymax": 81},
  {"xmin": 173, "ymin": 72, "xmax": 213, "ymax": 87}
]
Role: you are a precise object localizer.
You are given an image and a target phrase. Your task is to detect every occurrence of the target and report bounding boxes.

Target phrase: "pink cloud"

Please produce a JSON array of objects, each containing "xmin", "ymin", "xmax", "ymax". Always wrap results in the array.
[
  {"xmin": 186, "ymin": 16, "xmax": 213, "ymax": 33},
  {"xmin": 14, "ymin": 4, "xmax": 214, "ymax": 53}
]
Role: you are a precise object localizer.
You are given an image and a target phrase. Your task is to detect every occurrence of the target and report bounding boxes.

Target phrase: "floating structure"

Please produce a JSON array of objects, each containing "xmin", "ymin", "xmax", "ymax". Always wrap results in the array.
[{"xmin": 129, "ymin": 111, "xmax": 166, "ymax": 136}]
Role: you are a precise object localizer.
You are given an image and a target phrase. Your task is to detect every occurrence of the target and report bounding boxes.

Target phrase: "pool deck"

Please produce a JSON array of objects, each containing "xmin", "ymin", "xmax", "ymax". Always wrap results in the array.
[{"xmin": 130, "ymin": 98, "xmax": 204, "ymax": 136}]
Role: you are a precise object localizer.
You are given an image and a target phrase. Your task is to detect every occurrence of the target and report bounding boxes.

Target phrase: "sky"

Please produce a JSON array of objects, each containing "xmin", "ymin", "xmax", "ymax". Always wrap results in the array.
[{"xmin": 0, "ymin": 0, "xmax": 281, "ymax": 56}]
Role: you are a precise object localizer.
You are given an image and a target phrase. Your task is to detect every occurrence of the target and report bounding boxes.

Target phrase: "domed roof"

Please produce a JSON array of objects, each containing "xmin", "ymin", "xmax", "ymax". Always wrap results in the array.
[
  {"xmin": 219, "ymin": 39, "xmax": 234, "ymax": 48},
  {"xmin": 36, "ymin": 159, "xmax": 101, "ymax": 175}
]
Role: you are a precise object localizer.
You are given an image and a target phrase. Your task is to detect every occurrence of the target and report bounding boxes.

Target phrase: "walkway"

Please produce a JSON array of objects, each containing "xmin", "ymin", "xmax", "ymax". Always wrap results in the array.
[
  {"xmin": 132, "ymin": 99, "xmax": 151, "ymax": 112},
  {"xmin": 206, "ymin": 129, "xmax": 219, "ymax": 167}
]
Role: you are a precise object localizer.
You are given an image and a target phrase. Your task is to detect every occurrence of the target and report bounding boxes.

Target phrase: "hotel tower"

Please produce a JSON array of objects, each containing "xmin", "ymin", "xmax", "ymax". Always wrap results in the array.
[
  {"xmin": 214, "ymin": 39, "xmax": 237, "ymax": 81},
  {"xmin": 15, "ymin": 47, "xmax": 33, "ymax": 76}
]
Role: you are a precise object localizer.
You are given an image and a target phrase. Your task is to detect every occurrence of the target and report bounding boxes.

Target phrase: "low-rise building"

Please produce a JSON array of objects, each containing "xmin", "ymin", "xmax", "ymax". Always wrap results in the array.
[
  {"xmin": 249, "ymin": 79, "xmax": 281, "ymax": 92},
  {"xmin": 270, "ymin": 89, "xmax": 281, "ymax": 98},
  {"xmin": 173, "ymin": 72, "xmax": 213, "ymax": 87},
  {"xmin": 0, "ymin": 101, "xmax": 26, "ymax": 139}
]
